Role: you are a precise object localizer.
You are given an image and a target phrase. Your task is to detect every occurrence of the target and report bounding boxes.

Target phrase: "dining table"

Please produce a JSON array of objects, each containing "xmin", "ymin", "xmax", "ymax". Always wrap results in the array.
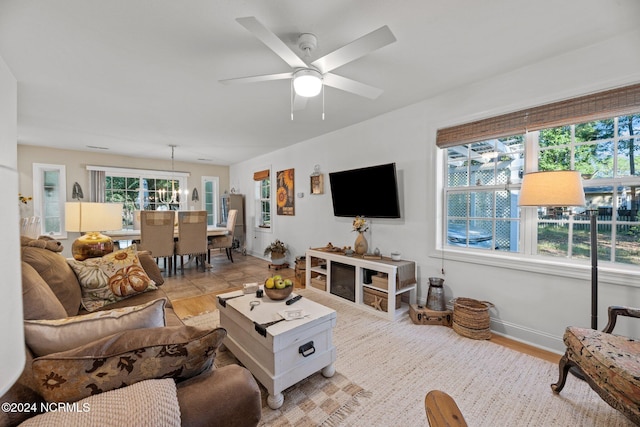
[
  {"xmin": 103, "ymin": 225, "xmax": 228, "ymax": 242},
  {"xmin": 104, "ymin": 226, "xmax": 229, "ymax": 271}
]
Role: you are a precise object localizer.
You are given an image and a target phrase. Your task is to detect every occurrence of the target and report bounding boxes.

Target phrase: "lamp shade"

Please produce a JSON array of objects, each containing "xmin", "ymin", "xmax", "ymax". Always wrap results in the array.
[
  {"xmin": 519, "ymin": 170, "xmax": 586, "ymax": 207},
  {"xmin": 293, "ymin": 69, "xmax": 322, "ymax": 97},
  {"xmin": 65, "ymin": 202, "xmax": 123, "ymax": 232}
]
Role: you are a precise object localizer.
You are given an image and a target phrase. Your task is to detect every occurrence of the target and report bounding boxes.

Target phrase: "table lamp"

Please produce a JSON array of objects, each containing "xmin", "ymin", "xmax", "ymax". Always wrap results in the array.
[{"xmin": 65, "ymin": 202, "xmax": 123, "ymax": 260}]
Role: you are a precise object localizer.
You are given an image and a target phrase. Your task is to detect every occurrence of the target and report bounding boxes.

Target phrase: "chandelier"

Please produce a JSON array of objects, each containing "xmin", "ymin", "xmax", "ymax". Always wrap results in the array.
[{"xmin": 158, "ymin": 145, "xmax": 179, "ymax": 206}]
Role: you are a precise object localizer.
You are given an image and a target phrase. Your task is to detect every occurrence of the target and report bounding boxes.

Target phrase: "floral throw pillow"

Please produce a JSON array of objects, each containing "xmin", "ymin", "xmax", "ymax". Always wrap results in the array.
[
  {"xmin": 67, "ymin": 245, "xmax": 157, "ymax": 312},
  {"xmin": 32, "ymin": 326, "xmax": 226, "ymax": 403}
]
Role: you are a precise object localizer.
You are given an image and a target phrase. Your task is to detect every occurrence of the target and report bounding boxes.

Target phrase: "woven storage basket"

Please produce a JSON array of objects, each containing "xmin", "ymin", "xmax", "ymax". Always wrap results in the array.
[{"xmin": 452, "ymin": 298, "xmax": 494, "ymax": 340}]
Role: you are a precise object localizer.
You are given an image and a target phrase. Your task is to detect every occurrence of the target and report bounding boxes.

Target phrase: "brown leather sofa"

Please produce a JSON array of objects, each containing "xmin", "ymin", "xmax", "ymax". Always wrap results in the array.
[{"xmin": 0, "ymin": 237, "xmax": 261, "ymax": 427}]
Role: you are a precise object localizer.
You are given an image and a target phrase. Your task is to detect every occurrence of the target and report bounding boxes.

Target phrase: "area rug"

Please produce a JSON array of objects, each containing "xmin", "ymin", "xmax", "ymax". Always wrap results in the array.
[
  {"xmin": 293, "ymin": 289, "xmax": 634, "ymax": 426},
  {"xmin": 182, "ymin": 300, "xmax": 371, "ymax": 427},
  {"xmin": 183, "ymin": 289, "xmax": 633, "ymax": 426}
]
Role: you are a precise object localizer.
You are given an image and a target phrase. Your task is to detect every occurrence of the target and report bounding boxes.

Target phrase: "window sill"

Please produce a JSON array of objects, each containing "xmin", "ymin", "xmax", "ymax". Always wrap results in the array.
[{"xmin": 430, "ymin": 248, "xmax": 640, "ymax": 288}]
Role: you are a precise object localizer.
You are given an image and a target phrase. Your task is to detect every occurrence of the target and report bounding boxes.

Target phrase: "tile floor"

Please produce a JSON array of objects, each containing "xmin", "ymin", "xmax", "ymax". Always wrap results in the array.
[{"xmin": 161, "ymin": 250, "xmax": 297, "ymax": 302}]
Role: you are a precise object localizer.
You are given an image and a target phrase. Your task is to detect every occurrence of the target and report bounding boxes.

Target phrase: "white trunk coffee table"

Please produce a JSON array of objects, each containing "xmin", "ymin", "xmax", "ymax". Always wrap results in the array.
[{"xmin": 216, "ymin": 289, "xmax": 337, "ymax": 409}]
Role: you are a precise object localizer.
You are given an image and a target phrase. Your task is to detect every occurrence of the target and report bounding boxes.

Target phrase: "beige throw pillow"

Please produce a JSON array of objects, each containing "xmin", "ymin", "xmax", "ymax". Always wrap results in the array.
[{"xmin": 24, "ymin": 298, "xmax": 167, "ymax": 357}]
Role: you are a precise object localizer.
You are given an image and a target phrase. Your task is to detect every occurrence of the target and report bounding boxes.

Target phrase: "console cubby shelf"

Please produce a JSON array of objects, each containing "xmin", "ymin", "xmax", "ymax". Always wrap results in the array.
[{"xmin": 305, "ymin": 249, "xmax": 417, "ymax": 320}]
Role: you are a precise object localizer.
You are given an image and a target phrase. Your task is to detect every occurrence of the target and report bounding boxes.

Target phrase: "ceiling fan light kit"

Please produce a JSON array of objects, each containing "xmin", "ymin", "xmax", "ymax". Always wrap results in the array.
[
  {"xmin": 221, "ymin": 17, "xmax": 396, "ymax": 119},
  {"xmin": 293, "ymin": 69, "xmax": 323, "ymax": 97}
]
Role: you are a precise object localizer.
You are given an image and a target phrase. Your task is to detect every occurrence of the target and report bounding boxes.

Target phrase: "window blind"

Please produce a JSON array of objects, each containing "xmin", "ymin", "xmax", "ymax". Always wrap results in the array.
[
  {"xmin": 436, "ymin": 83, "xmax": 640, "ymax": 148},
  {"xmin": 253, "ymin": 169, "xmax": 270, "ymax": 181}
]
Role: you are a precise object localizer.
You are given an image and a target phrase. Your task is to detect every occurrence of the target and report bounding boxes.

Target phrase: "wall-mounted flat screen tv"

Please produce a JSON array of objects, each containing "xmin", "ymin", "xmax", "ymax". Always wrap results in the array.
[{"xmin": 329, "ymin": 162, "xmax": 401, "ymax": 218}]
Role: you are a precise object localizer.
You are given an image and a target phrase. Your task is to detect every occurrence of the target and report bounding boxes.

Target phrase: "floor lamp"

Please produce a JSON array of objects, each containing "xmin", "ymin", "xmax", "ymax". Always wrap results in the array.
[{"xmin": 519, "ymin": 171, "xmax": 594, "ymax": 325}]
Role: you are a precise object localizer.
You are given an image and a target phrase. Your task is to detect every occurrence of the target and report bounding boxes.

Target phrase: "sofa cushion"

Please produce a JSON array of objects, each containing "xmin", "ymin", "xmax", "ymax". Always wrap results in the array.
[
  {"xmin": 21, "ymin": 245, "xmax": 82, "ymax": 317},
  {"xmin": 21, "ymin": 261, "xmax": 67, "ymax": 320},
  {"xmin": 137, "ymin": 250, "xmax": 164, "ymax": 286},
  {"xmin": 176, "ymin": 364, "xmax": 262, "ymax": 427},
  {"xmin": 32, "ymin": 326, "xmax": 225, "ymax": 403},
  {"xmin": 68, "ymin": 245, "xmax": 158, "ymax": 312},
  {"xmin": 25, "ymin": 298, "xmax": 167, "ymax": 357}
]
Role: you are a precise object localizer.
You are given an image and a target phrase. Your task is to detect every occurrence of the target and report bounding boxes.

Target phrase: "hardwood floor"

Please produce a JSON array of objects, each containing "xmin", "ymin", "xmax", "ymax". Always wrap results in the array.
[
  {"xmin": 164, "ymin": 251, "xmax": 561, "ymax": 364},
  {"xmin": 163, "ymin": 251, "xmax": 296, "ymax": 317}
]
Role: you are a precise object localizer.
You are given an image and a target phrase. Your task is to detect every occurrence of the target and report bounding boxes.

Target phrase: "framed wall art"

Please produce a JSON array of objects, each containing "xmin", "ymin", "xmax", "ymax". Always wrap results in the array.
[
  {"xmin": 276, "ymin": 168, "xmax": 295, "ymax": 216},
  {"xmin": 310, "ymin": 174, "xmax": 324, "ymax": 195}
]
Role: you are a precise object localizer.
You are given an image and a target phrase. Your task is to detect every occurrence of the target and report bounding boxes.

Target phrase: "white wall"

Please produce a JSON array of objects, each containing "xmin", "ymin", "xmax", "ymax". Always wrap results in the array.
[
  {"xmin": 0, "ymin": 54, "xmax": 25, "ymax": 393},
  {"xmin": 17, "ymin": 145, "xmax": 230, "ymax": 258},
  {"xmin": 231, "ymin": 29, "xmax": 640, "ymax": 353}
]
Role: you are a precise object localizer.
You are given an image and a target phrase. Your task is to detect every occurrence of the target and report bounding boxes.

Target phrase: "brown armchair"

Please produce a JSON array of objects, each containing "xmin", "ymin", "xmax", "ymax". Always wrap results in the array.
[{"xmin": 551, "ymin": 306, "xmax": 640, "ymax": 425}]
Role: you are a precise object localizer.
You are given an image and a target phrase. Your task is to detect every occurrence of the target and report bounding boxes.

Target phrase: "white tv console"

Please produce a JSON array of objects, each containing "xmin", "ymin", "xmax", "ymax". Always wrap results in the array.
[{"xmin": 305, "ymin": 249, "xmax": 417, "ymax": 320}]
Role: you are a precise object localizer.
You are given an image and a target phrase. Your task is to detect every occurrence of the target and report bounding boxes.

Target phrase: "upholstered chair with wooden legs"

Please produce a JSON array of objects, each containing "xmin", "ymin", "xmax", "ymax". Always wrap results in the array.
[
  {"xmin": 136, "ymin": 210, "xmax": 175, "ymax": 275},
  {"xmin": 552, "ymin": 305, "xmax": 640, "ymax": 425},
  {"xmin": 174, "ymin": 210, "xmax": 208, "ymax": 274},
  {"xmin": 208, "ymin": 209, "xmax": 237, "ymax": 263}
]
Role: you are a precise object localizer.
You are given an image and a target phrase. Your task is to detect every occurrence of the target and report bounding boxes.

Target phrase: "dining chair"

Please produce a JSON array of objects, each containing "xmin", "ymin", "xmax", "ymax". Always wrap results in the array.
[
  {"xmin": 175, "ymin": 210, "xmax": 208, "ymax": 274},
  {"xmin": 137, "ymin": 210, "xmax": 175, "ymax": 275},
  {"xmin": 208, "ymin": 209, "xmax": 237, "ymax": 264},
  {"xmin": 20, "ymin": 216, "xmax": 41, "ymax": 239},
  {"xmin": 132, "ymin": 210, "xmax": 142, "ymax": 230},
  {"xmin": 20, "ymin": 217, "xmax": 29, "ymax": 236}
]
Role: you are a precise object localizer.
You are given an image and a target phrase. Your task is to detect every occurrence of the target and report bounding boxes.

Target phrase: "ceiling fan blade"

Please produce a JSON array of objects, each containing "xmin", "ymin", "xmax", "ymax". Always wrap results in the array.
[
  {"xmin": 236, "ymin": 17, "xmax": 308, "ymax": 69},
  {"xmin": 323, "ymin": 73, "xmax": 384, "ymax": 99},
  {"xmin": 311, "ymin": 25, "xmax": 396, "ymax": 73},
  {"xmin": 292, "ymin": 93, "xmax": 308, "ymax": 111},
  {"xmin": 219, "ymin": 72, "xmax": 292, "ymax": 85}
]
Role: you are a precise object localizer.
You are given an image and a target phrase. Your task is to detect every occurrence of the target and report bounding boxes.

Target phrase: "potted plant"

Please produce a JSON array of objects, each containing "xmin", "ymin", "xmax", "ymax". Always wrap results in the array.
[{"xmin": 264, "ymin": 239, "xmax": 288, "ymax": 265}]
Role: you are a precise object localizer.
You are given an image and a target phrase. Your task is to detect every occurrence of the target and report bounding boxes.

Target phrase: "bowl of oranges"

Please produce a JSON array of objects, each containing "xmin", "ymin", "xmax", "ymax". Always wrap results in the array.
[{"xmin": 263, "ymin": 274, "xmax": 294, "ymax": 300}]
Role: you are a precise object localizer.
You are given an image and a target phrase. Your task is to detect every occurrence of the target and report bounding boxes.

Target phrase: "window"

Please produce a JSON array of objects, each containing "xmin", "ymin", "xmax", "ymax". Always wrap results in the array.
[
  {"xmin": 443, "ymin": 113, "xmax": 640, "ymax": 266},
  {"xmin": 202, "ymin": 176, "xmax": 219, "ymax": 226},
  {"xmin": 537, "ymin": 116, "xmax": 640, "ymax": 264},
  {"xmin": 253, "ymin": 169, "xmax": 271, "ymax": 229},
  {"xmin": 32, "ymin": 163, "xmax": 67, "ymax": 238},
  {"xmin": 89, "ymin": 166, "xmax": 190, "ymax": 229},
  {"xmin": 446, "ymin": 136, "xmax": 524, "ymax": 252}
]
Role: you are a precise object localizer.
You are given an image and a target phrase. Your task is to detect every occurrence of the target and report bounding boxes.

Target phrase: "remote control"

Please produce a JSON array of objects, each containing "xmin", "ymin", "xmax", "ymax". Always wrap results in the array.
[{"xmin": 286, "ymin": 295, "xmax": 302, "ymax": 305}]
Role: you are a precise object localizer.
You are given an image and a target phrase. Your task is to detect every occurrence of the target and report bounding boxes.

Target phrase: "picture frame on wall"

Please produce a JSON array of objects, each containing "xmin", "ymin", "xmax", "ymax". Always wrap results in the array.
[
  {"xmin": 276, "ymin": 168, "xmax": 295, "ymax": 215},
  {"xmin": 310, "ymin": 174, "xmax": 324, "ymax": 195}
]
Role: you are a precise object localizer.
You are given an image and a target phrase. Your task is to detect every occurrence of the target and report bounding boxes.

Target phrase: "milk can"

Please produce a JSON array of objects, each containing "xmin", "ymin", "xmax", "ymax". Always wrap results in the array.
[{"xmin": 426, "ymin": 277, "xmax": 446, "ymax": 311}]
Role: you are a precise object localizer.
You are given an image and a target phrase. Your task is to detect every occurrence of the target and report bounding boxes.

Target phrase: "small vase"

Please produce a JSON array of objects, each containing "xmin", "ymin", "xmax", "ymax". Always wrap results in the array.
[{"xmin": 354, "ymin": 232, "xmax": 368, "ymax": 255}]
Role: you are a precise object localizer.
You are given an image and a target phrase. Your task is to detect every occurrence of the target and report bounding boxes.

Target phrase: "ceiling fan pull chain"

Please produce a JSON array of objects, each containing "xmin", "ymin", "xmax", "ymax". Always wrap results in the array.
[
  {"xmin": 290, "ymin": 79, "xmax": 294, "ymax": 120},
  {"xmin": 322, "ymin": 84, "xmax": 325, "ymax": 120}
]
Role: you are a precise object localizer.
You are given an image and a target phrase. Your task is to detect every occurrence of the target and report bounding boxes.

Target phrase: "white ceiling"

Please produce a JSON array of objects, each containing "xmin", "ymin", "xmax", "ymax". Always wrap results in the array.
[{"xmin": 1, "ymin": 0, "xmax": 639, "ymax": 165}]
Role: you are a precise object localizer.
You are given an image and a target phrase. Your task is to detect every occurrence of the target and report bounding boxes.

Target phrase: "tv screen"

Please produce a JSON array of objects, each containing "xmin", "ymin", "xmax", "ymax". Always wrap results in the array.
[{"xmin": 329, "ymin": 163, "xmax": 401, "ymax": 218}]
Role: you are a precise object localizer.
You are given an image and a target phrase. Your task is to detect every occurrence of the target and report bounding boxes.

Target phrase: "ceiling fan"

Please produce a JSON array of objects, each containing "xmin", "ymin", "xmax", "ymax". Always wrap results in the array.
[{"xmin": 220, "ymin": 17, "xmax": 396, "ymax": 112}]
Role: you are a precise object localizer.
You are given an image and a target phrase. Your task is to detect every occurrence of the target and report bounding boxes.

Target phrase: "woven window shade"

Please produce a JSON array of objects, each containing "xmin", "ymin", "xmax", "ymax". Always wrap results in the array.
[
  {"xmin": 253, "ymin": 169, "xmax": 270, "ymax": 181},
  {"xmin": 436, "ymin": 83, "xmax": 640, "ymax": 148}
]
